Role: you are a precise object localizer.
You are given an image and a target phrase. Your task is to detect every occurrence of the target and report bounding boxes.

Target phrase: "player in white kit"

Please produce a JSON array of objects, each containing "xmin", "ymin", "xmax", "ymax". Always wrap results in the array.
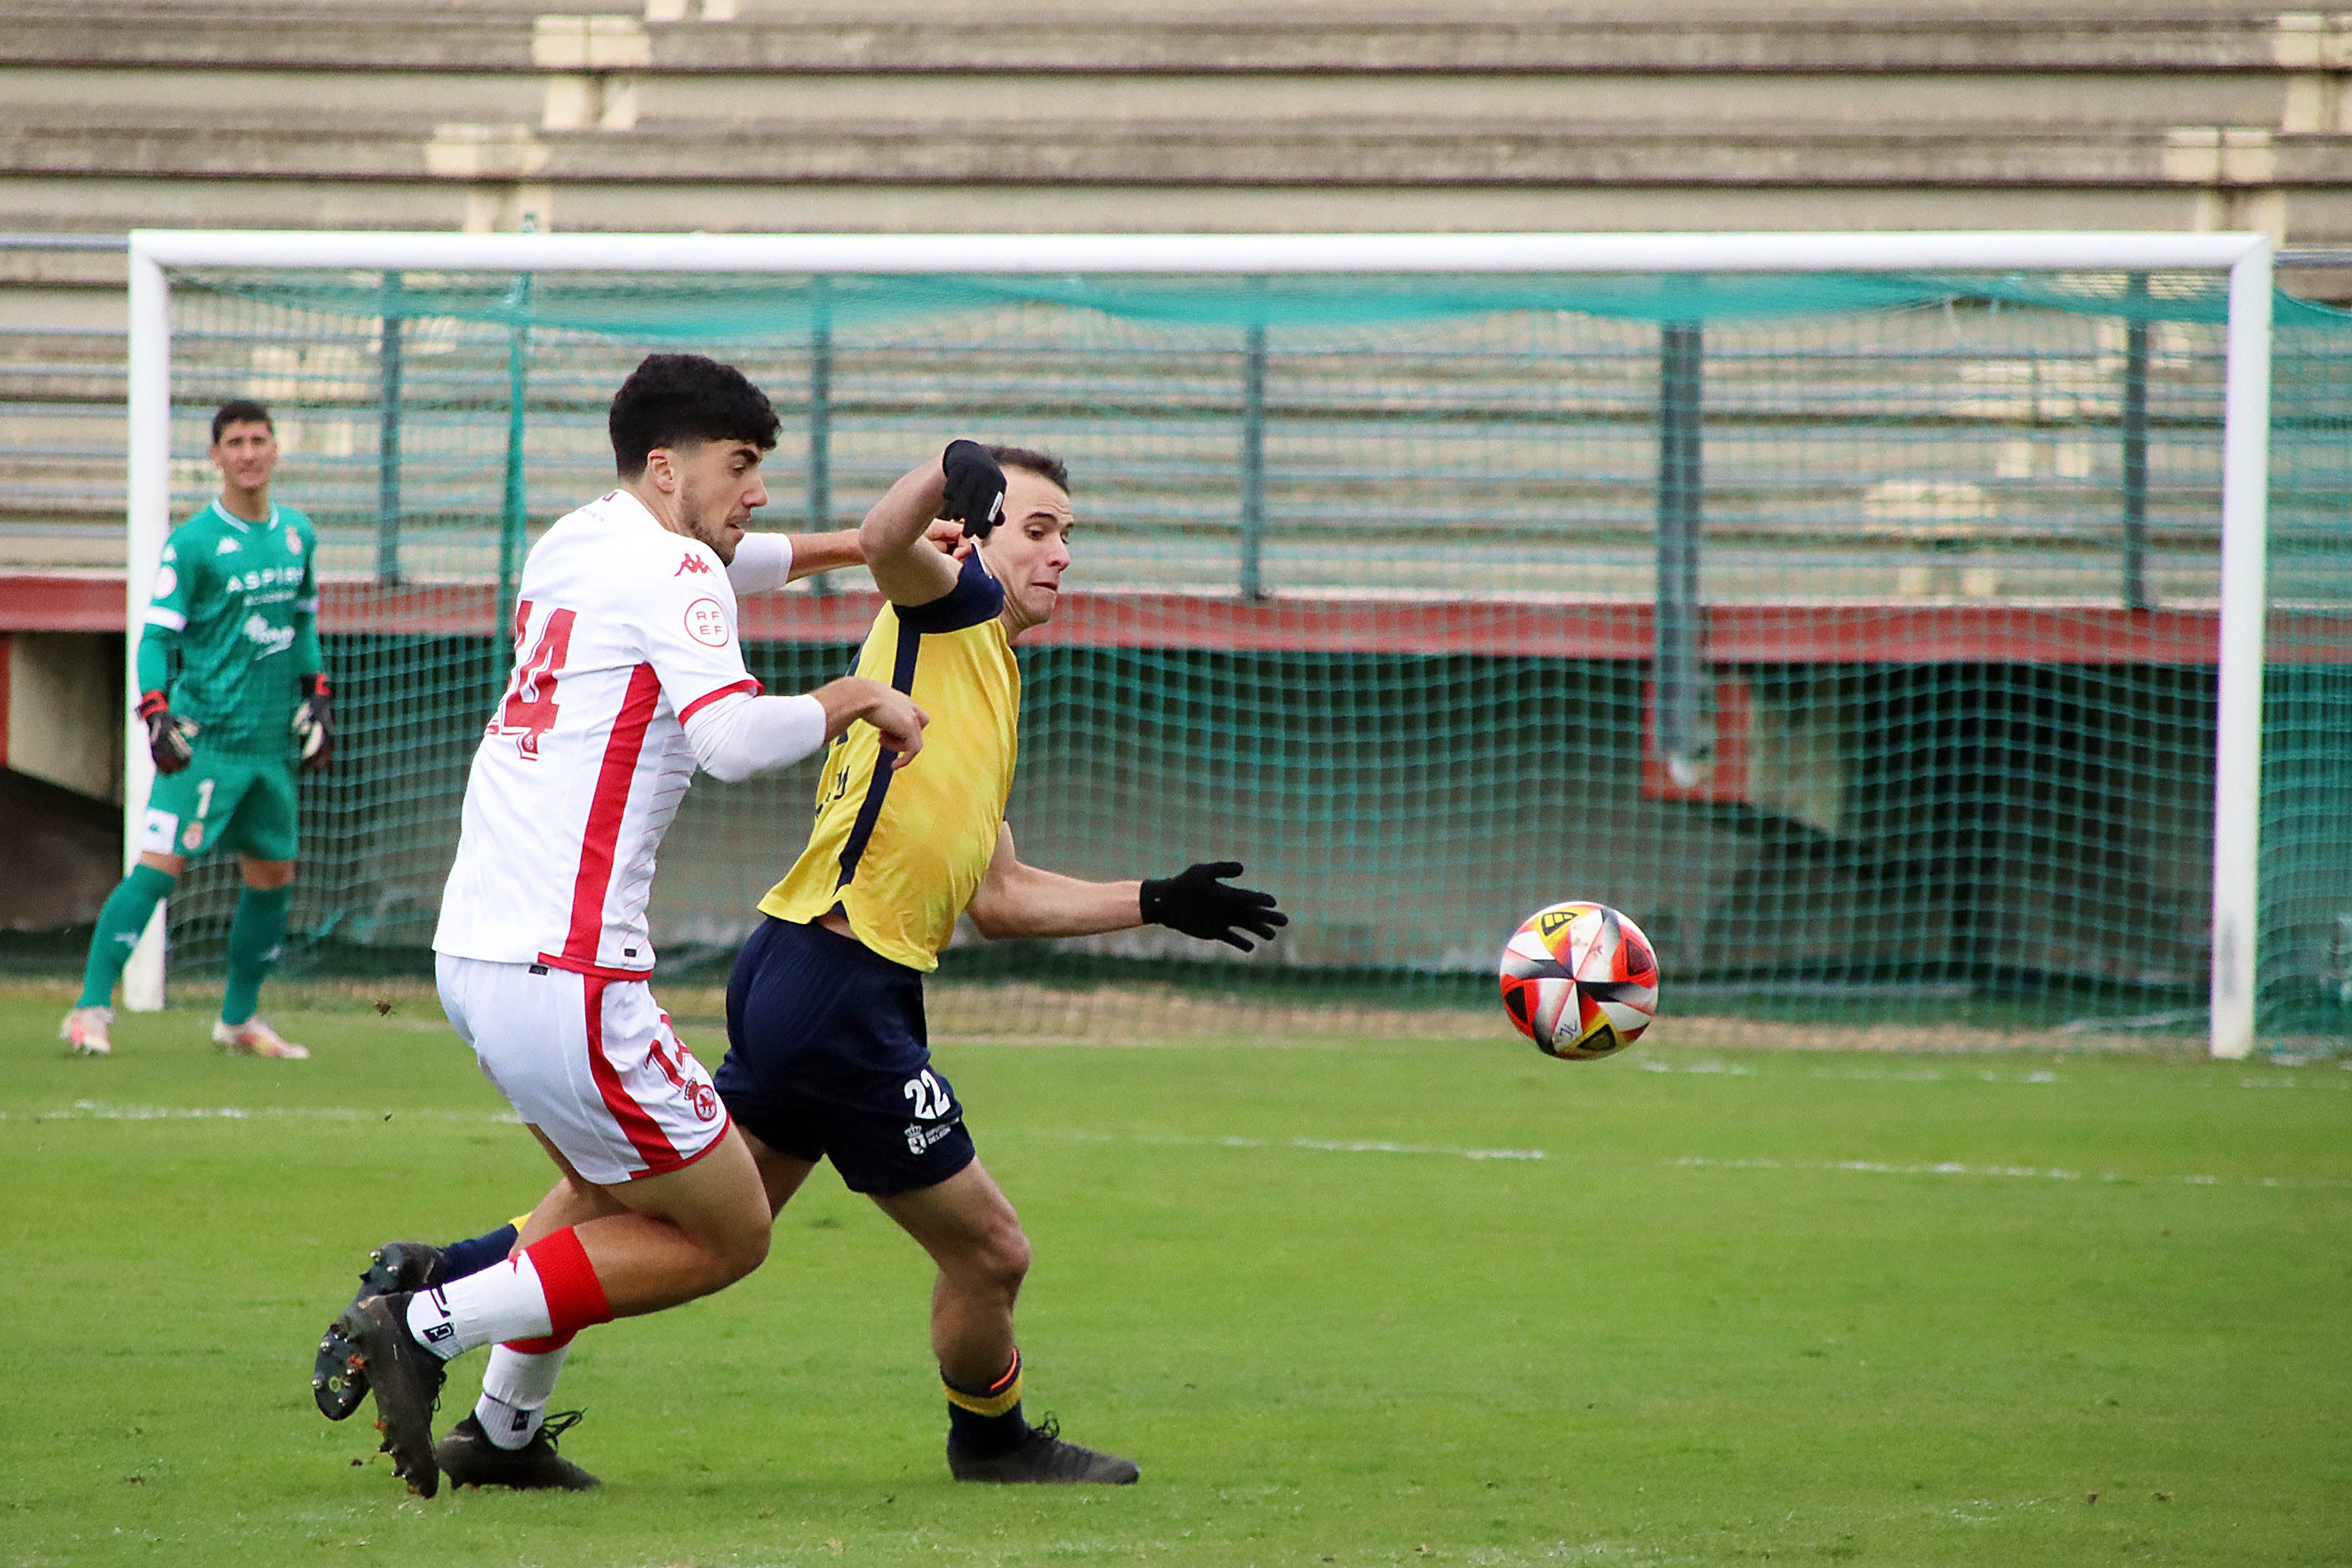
[{"xmin": 312, "ymin": 354, "xmax": 927, "ymax": 1498}]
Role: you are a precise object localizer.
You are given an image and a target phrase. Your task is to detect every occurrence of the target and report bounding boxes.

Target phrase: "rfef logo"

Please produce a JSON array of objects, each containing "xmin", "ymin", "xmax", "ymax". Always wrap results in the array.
[{"xmin": 682, "ymin": 598, "xmax": 729, "ymax": 647}]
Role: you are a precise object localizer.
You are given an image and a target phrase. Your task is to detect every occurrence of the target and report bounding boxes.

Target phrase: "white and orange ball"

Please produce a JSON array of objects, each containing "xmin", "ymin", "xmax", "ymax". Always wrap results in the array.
[{"xmin": 1499, "ymin": 901, "xmax": 1660, "ymax": 1060}]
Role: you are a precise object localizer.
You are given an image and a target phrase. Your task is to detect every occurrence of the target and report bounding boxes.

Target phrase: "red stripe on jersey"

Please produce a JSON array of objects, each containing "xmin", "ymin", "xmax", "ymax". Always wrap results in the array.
[
  {"xmin": 560, "ymin": 661, "xmax": 661, "ymax": 969},
  {"xmin": 580, "ymin": 976, "xmax": 678, "ymax": 1171},
  {"xmin": 678, "ymin": 676, "xmax": 763, "ymax": 725}
]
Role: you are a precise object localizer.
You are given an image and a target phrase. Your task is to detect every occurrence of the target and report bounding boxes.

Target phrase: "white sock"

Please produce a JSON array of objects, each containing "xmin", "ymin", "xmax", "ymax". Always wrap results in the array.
[
  {"xmin": 477, "ymin": 1342, "xmax": 570, "ymax": 1450},
  {"xmin": 403, "ymin": 1255, "xmax": 554, "ymax": 1360}
]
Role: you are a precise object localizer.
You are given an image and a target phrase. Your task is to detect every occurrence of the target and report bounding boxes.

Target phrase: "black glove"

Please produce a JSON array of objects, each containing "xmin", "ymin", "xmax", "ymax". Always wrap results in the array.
[
  {"xmin": 1140, "ymin": 861, "xmax": 1288, "ymax": 952},
  {"xmin": 940, "ymin": 439, "xmax": 1007, "ymax": 541},
  {"xmin": 138, "ymin": 689, "xmax": 197, "ymax": 775},
  {"xmin": 292, "ymin": 673, "xmax": 334, "ymax": 773}
]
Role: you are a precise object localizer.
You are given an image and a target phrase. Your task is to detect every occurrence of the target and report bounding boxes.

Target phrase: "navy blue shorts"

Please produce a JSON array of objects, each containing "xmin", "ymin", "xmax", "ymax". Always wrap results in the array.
[{"xmin": 715, "ymin": 916, "xmax": 975, "ymax": 1197}]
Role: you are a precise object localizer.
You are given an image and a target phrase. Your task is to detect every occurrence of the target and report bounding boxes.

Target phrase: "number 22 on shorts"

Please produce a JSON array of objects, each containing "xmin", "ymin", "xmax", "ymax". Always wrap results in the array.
[{"xmin": 903, "ymin": 1069, "xmax": 953, "ymax": 1121}]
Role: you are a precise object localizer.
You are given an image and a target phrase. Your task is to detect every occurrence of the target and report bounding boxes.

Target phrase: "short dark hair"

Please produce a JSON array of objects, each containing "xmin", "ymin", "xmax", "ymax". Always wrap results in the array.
[
  {"xmin": 986, "ymin": 445, "xmax": 1069, "ymax": 493},
  {"xmin": 211, "ymin": 399, "xmax": 272, "ymax": 443},
  {"xmin": 608, "ymin": 353, "xmax": 781, "ymax": 478}
]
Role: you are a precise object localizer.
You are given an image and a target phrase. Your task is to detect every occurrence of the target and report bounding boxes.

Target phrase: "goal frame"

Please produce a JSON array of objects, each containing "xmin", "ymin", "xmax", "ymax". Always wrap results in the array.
[{"xmin": 122, "ymin": 228, "xmax": 2276, "ymax": 1057}]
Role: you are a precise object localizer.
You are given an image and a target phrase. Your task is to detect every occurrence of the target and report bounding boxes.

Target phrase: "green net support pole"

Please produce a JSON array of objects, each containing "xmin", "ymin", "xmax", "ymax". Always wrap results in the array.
[
  {"xmin": 1655, "ymin": 321, "xmax": 1707, "ymax": 780},
  {"xmin": 806, "ymin": 286, "xmax": 834, "ymax": 596},
  {"xmin": 496, "ymin": 273, "xmax": 531, "ymax": 636},
  {"xmin": 375, "ymin": 271, "xmax": 403, "ymax": 586},
  {"xmin": 1239, "ymin": 320, "xmax": 1268, "ymax": 600},
  {"xmin": 2122, "ymin": 273, "xmax": 2151, "ymax": 610}
]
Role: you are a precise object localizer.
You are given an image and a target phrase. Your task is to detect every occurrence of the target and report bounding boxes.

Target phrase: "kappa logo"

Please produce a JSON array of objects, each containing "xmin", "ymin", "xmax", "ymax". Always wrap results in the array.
[
  {"xmin": 216, "ymin": 538, "xmax": 241, "ymax": 556},
  {"xmin": 675, "ymin": 553, "xmax": 711, "ymax": 576}
]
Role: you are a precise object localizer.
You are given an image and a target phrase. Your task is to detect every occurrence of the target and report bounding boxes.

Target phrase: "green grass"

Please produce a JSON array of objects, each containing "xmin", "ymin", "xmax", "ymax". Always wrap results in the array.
[{"xmin": 4, "ymin": 989, "xmax": 2348, "ymax": 1567}]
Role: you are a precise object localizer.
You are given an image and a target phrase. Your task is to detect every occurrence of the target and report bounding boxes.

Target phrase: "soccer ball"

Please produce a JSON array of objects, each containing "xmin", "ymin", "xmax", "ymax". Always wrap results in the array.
[{"xmin": 1499, "ymin": 901, "xmax": 1660, "ymax": 1060}]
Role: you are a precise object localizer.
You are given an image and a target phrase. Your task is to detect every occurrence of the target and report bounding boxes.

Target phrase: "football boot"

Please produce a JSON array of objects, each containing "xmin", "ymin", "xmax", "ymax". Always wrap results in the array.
[
  {"xmin": 948, "ymin": 1416, "xmax": 1139, "ymax": 1484},
  {"xmin": 436, "ymin": 1411, "xmax": 600, "ymax": 1491},
  {"xmin": 319, "ymin": 1293, "xmax": 445, "ymax": 1497},
  {"xmin": 60, "ymin": 1006, "xmax": 113, "ymax": 1056},
  {"xmin": 315, "ymin": 1242, "xmax": 443, "ymax": 1419},
  {"xmin": 214, "ymin": 1016, "xmax": 309, "ymax": 1059}
]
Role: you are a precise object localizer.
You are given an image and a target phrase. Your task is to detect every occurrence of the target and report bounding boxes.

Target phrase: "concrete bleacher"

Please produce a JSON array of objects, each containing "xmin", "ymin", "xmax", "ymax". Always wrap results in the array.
[{"xmin": 2, "ymin": 0, "xmax": 2346, "ymax": 567}]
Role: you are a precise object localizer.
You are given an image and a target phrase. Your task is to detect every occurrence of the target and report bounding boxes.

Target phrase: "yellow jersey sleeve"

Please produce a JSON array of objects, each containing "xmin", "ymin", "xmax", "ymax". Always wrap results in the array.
[{"xmin": 757, "ymin": 552, "xmax": 1020, "ymax": 971}]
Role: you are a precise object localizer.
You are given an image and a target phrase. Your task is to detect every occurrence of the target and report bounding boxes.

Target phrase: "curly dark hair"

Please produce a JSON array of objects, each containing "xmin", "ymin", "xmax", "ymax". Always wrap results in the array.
[{"xmin": 608, "ymin": 353, "xmax": 780, "ymax": 477}]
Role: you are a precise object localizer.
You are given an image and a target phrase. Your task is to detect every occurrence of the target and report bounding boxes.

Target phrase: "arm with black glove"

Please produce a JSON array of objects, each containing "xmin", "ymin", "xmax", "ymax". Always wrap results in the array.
[
  {"xmin": 1140, "ymin": 861, "xmax": 1288, "ymax": 952},
  {"xmin": 291, "ymin": 673, "xmax": 334, "ymax": 772},
  {"xmin": 939, "ymin": 439, "xmax": 1007, "ymax": 543},
  {"xmin": 963, "ymin": 828, "xmax": 1287, "ymax": 952},
  {"xmin": 138, "ymin": 689, "xmax": 198, "ymax": 775},
  {"xmin": 860, "ymin": 442, "xmax": 1000, "ymax": 607}
]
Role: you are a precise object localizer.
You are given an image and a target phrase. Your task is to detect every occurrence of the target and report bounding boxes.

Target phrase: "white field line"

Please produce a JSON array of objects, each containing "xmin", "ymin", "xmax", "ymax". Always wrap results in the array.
[
  {"xmin": 4, "ymin": 1102, "xmax": 1541, "ymax": 1162},
  {"xmin": 14, "ymin": 1103, "xmax": 2344, "ymax": 1187},
  {"xmin": 1642, "ymin": 1059, "xmax": 2351, "ymax": 1089},
  {"xmin": 0, "ymin": 1099, "xmax": 521, "ymax": 1125},
  {"xmin": 1057, "ymin": 1129, "xmax": 1545, "ymax": 1161},
  {"xmin": 1670, "ymin": 1155, "xmax": 2352, "ymax": 1190}
]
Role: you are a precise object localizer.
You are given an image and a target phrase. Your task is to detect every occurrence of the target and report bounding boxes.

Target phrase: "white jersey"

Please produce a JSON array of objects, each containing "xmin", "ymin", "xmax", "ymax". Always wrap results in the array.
[{"xmin": 434, "ymin": 489, "xmax": 766, "ymax": 976}]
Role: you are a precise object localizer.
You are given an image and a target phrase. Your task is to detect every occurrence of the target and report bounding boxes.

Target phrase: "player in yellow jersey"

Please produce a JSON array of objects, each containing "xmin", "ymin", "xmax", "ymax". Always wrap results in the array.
[
  {"xmin": 352, "ymin": 444, "xmax": 1283, "ymax": 1488},
  {"xmin": 721, "ymin": 441, "xmax": 1284, "ymax": 1484}
]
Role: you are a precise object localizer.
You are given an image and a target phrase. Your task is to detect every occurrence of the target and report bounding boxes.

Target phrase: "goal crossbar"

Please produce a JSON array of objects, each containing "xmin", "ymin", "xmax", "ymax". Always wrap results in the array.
[{"xmin": 120, "ymin": 230, "xmax": 2278, "ymax": 1057}]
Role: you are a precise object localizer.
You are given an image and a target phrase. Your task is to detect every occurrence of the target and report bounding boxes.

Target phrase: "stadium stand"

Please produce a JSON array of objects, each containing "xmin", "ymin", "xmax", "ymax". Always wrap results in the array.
[{"xmin": 4, "ymin": 2, "xmax": 2351, "ymax": 560}]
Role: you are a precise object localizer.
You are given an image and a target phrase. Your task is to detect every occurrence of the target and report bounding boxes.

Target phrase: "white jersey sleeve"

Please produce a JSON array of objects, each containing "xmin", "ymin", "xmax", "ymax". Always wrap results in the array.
[
  {"xmin": 725, "ymin": 531, "xmax": 794, "ymax": 595},
  {"xmin": 433, "ymin": 491, "xmax": 767, "ymax": 977}
]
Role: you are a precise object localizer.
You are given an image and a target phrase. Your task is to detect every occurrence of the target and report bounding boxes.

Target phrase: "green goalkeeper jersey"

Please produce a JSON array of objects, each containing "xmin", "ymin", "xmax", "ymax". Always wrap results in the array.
[{"xmin": 140, "ymin": 499, "xmax": 322, "ymax": 759}]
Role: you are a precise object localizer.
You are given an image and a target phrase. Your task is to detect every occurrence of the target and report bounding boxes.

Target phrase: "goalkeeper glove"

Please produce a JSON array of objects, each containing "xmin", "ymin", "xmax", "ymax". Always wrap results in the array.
[
  {"xmin": 939, "ymin": 439, "xmax": 1007, "ymax": 541},
  {"xmin": 292, "ymin": 674, "xmax": 334, "ymax": 772},
  {"xmin": 1139, "ymin": 861, "xmax": 1288, "ymax": 952},
  {"xmin": 137, "ymin": 690, "xmax": 197, "ymax": 775}
]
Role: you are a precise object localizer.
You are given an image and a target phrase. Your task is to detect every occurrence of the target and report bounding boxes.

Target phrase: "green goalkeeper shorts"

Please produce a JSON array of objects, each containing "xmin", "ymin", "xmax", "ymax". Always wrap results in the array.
[{"xmin": 138, "ymin": 750, "xmax": 300, "ymax": 863}]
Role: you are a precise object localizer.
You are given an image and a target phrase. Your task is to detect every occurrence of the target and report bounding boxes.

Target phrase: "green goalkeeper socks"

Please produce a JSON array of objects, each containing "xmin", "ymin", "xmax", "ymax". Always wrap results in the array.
[
  {"xmin": 220, "ymin": 883, "xmax": 293, "ymax": 1027},
  {"xmin": 77, "ymin": 864, "xmax": 176, "ymax": 1008}
]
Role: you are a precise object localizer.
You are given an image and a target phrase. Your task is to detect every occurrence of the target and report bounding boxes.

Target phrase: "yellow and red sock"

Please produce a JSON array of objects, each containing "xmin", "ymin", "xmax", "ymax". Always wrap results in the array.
[{"xmin": 945, "ymin": 1348, "xmax": 1026, "ymax": 1458}]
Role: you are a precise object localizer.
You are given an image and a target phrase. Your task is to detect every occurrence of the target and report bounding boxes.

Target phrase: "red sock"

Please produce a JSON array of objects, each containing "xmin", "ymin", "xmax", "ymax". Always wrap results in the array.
[{"xmin": 522, "ymin": 1228, "xmax": 613, "ymax": 1341}]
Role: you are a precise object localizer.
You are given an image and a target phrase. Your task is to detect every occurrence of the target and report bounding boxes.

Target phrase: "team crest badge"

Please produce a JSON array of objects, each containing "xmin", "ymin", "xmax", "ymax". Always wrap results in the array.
[
  {"xmin": 182, "ymin": 823, "xmax": 204, "ymax": 851},
  {"xmin": 690, "ymin": 1082, "xmax": 719, "ymax": 1122}
]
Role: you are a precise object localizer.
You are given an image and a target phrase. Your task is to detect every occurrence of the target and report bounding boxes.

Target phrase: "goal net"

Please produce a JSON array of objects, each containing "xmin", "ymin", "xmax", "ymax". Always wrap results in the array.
[{"xmin": 126, "ymin": 234, "xmax": 2351, "ymax": 1056}]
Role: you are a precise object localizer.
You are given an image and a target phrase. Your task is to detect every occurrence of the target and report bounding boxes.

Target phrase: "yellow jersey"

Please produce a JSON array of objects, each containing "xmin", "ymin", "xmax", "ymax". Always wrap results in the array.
[{"xmin": 757, "ymin": 551, "xmax": 1018, "ymax": 971}]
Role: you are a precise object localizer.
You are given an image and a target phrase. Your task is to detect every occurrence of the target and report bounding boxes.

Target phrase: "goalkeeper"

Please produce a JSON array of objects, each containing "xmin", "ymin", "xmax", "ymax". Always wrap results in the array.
[
  {"xmin": 61, "ymin": 400, "xmax": 332, "ymax": 1059},
  {"xmin": 331, "ymin": 444, "xmax": 1285, "ymax": 1491}
]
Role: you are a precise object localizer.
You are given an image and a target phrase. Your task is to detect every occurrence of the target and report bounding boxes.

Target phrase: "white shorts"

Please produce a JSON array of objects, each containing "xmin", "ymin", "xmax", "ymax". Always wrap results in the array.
[{"xmin": 436, "ymin": 953, "xmax": 730, "ymax": 1185}]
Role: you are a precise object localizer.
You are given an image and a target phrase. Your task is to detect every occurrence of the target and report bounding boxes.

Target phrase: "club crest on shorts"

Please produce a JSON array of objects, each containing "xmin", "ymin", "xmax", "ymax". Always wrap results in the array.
[
  {"xmin": 904, "ymin": 1121, "xmax": 956, "ymax": 1156},
  {"xmin": 690, "ymin": 1082, "xmax": 719, "ymax": 1122}
]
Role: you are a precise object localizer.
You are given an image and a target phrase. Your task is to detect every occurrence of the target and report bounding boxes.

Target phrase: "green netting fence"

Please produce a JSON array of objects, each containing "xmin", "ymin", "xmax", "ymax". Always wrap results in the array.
[{"xmin": 152, "ymin": 267, "xmax": 2352, "ymax": 1046}]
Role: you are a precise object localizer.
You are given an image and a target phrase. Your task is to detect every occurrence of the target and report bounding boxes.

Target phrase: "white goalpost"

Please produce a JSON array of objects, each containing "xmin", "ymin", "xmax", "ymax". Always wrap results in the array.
[{"xmin": 121, "ymin": 228, "xmax": 2277, "ymax": 1057}]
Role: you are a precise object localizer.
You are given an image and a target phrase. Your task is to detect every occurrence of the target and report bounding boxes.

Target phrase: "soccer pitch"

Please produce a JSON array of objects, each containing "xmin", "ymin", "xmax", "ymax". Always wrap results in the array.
[{"xmin": 4, "ymin": 988, "xmax": 2347, "ymax": 1567}]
